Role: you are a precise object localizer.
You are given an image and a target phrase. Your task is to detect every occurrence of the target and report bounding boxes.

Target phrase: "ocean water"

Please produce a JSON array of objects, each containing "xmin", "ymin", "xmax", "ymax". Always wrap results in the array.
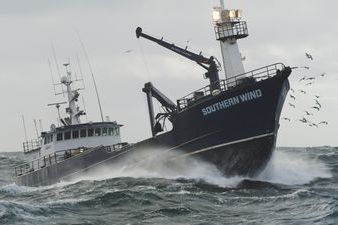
[{"xmin": 0, "ymin": 147, "xmax": 337, "ymax": 225}]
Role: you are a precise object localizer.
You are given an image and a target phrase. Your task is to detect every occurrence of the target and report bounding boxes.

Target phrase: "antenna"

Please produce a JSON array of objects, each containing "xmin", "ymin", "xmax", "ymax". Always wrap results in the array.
[
  {"xmin": 81, "ymin": 96, "xmax": 88, "ymax": 122},
  {"xmin": 68, "ymin": 57, "xmax": 79, "ymax": 81},
  {"xmin": 39, "ymin": 119, "xmax": 43, "ymax": 133},
  {"xmin": 48, "ymin": 101, "xmax": 67, "ymax": 126},
  {"xmin": 51, "ymin": 44, "xmax": 65, "ymax": 96},
  {"xmin": 47, "ymin": 58, "xmax": 57, "ymax": 95},
  {"xmin": 33, "ymin": 119, "xmax": 39, "ymax": 139},
  {"xmin": 75, "ymin": 29, "xmax": 104, "ymax": 122},
  {"xmin": 220, "ymin": 0, "xmax": 225, "ymax": 9},
  {"xmin": 76, "ymin": 53, "xmax": 86, "ymax": 89},
  {"xmin": 21, "ymin": 115, "xmax": 28, "ymax": 142}
]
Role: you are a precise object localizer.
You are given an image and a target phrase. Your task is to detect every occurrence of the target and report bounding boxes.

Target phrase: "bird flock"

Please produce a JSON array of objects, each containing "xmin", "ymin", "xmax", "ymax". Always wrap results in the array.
[{"xmin": 281, "ymin": 52, "xmax": 329, "ymax": 128}]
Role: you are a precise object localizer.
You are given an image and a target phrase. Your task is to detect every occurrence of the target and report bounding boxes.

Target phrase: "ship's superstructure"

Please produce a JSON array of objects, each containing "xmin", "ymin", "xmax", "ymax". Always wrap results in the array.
[
  {"xmin": 213, "ymin": 1, "xmax": 248, "ymax": 82},
  {"xmin": 22, "ymin": 63, "xmax": 122, "ymax": 160}
]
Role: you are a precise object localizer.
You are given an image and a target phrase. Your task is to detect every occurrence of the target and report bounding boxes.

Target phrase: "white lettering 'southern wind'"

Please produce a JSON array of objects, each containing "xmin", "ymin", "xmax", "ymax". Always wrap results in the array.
[{"xmin": 201, "ymin": 89, "xmax": 263, "ymax": 116}]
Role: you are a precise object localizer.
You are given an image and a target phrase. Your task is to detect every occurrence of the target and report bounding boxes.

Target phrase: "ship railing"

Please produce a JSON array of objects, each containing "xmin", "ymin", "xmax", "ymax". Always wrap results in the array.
[
  {"xmin": 105, "ymin": 142, "xmax": 130, "ymax": 153},
  {"xmin": 23, "ymin": 137, "xmax": 42, "ymax": 154},
  {"xmin": 14, "ymin": 147, "xmax": 88, "ymax": 177},
  {"xmin": 177, "ymin": 63, "xmax": 285, "ymax": 110},
  {"xmin": 14, "ymin": 143, "xmax": 131, "ymax": 177},
  {"xmin": 214, "ymin": 21, "xmax": 249, "ymax": 40}
]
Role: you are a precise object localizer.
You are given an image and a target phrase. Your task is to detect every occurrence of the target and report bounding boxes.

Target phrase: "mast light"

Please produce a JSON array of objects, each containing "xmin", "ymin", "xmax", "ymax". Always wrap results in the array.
[
  {"xmin": 212, "ymin": 8, "xmax": 242, "ymax": 23},
  {"xmin": 212, "ymin": 7, "xmax": 222, "ymax": 23},
  {"xmin": 212, "ymin": 7, "xmax": 222, "ymax": 22}
]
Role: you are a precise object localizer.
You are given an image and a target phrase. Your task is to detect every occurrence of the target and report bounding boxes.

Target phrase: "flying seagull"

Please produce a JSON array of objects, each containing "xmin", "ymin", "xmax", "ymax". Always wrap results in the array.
[
  {"xmin": 319, "ymin": 121, "xmax": 328, "ymax": 125},
  {"xmin": 299, "ymin": 90, "xmax": 307, "ymax": 94},
  {"xmin": 282, "ymin": 117, "xmax": 291, "ymax": 122},
  {"xmin": 315, "ymin": 99, "xmax": 321, "ymax": 108},
  {"xmin": 309, "ymin": 123, "xmax": 318, "ymax": 128},
  {"xmin": 290, "ymin": 94, "xmax": 296, "ymax": 100},
  {"xmin": 124, "ymin": 49, "xmax": 133, "ymax": 53},
  {"xmin": 299, "ymin": 76, "xmax": 307, "ymax": 82},
  {"xmin": 305, "ymin": 52, "xmax": 313, "ymax": 60},
  {"xmin": 306, "ymin": 82, "xmax": 314, "ymax": 86},
  {"xmin": 320, "ymin": 73, "xmax": 325, "ymax": 77},
  {"xmin": 312, "ymin": 106, "xmax": 320, "ymax": 111},
  {"xmin": 306, "ymin": 77, "xmax": 316, "ymax": 80},
  {"xmin": 315, "ymin": 95, "xmax": 320, "ymax": 99},
  {"xmin": 304, "ymin": 111, "xmax": 313, "ymax": 116},
  {"xmin": 299, "ymin": 117, "xmax": 308, "ymax": 123},
  {"xmin": 289, "ymin": 103, "xmax": 296, "ymax": 108}
]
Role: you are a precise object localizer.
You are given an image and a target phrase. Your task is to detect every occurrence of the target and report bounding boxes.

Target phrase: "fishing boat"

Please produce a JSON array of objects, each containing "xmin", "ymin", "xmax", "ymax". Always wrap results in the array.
[
  {"xmin": 14, "ymin": 63, "xmax": 129, "ymax": 186},
  {"xmin": 123, "ymin": 1, "xmax": 291, "ymax": 177},
  {"xmin": 14, "ymin": 1, "xmax": 291, "ymax": 186}
]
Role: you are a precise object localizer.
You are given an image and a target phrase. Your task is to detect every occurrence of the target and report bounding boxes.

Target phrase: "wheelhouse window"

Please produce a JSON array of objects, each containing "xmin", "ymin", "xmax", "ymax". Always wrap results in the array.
[
  {"xmin": 65, "ymin": 131, "xmax": 71, "ymax": 140},
  {"xmin": 80, "ymin": 129, "xmax": 86, "ymax": 138},
  {"xmin": 88, "ymin": 128, "xmax": 94, "ymax": 137},
  {"xmin": 102, "ymin": 127, "xmax": 107, "ymax": 136},
  {"xmin": 108, "ymin": 128, "xmax": 114, "ymax": 136},
  {"xmin": 56, "ymin": 133, "xmax": 63, "ymax": 141},
  {"xmin": 95, "ymin": 128, "xmax": 101, "ymax": 136},
  {"xmin": 113, "ymin": 127, "xmax": 120, "ymax": 135},
  {"xmin": 72, "ymin": 130, "xmax": 79, "ymax": 139}
]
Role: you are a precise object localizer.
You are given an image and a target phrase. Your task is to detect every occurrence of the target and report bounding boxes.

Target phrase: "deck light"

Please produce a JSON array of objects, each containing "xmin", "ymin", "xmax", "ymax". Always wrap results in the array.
[{"xmin": 212, "ymin": 7, "xmax": 222, "ymax": 23}]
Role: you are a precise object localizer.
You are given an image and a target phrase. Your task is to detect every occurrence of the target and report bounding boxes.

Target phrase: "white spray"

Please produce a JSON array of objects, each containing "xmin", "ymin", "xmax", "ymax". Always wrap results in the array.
[
  {"xmin": 258, "ymin": 149, "xmax": 332, "ymax": 185},
  {"xmin": 72, "ymin": 147, "xmax": 332, "ymax": 187}
]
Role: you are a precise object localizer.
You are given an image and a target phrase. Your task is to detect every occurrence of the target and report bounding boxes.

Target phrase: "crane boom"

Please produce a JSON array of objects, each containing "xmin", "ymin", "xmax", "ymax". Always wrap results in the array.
[
  {"xmin": 136, "ymin": 27, "xmax": 220, "ymax": 91},
  {"xmin": 136, "ymin": 27, "xmax": 210, "ymax": 65}
]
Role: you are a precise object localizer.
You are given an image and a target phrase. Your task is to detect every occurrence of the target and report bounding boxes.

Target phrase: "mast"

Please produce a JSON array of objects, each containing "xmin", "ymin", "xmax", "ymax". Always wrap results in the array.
[
  {"xmin": 60, "ymin": 63, "xmax": 85, "ymax": 125},
  {"xmin": 212, "ymin": 0, "xmax": 248, "ymax": 86},
  {"xmin": 220, "ymin": 0, "xmax": 225, "ymax": 9}
]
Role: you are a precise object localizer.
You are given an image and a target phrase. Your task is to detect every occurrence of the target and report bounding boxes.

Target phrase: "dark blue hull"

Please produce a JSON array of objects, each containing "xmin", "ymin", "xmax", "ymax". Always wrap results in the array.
[{"xmin": 131, "ymin": 69, "xmax": 290, "ymax": 176}]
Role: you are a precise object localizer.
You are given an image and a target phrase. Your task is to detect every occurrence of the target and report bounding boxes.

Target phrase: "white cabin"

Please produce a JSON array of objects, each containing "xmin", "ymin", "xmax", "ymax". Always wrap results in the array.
[{"xmin": 22, "ymin": 62, "xmax": 124, "ymax": 161}]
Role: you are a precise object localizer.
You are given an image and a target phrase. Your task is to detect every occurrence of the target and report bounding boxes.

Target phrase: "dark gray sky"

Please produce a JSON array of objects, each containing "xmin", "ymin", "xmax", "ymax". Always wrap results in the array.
[{"xmin": 0, "ymin": 0, "xmax": 337, "ymax": 151}]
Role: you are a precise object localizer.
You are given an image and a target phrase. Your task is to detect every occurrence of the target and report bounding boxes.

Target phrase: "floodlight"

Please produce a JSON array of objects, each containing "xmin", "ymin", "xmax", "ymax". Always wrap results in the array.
[
  {"xmin": 236, "ymin": 10, "xmax": 242, "ymax": 18},
  {"xmin": 212, "ymin": 7, "xmax": 222, "ymax": 22}
]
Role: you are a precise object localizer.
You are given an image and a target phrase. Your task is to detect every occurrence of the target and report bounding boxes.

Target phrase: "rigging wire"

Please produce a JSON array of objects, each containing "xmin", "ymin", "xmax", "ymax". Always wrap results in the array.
[
  {"xmin": 75, "ymin": 29, "xmax": 104, "ymax": 122},
  {"xmin": 76, "ymin": 53, "xmax": 86, "ymax": 89},
  {"xmin": 137, "ymin": 39, "xmax": 152, "ymax": 80},
  {"xmin": 51, "ymin": 44, "xmax": 65, "ymax": 97},
  {"xmin": 47, "ymin": 58, "xmax": 57, "ymax": 95},
  {"xmin": 137, "ymin": 38, "xmax": 175, "ymax": 134},
  {"xmin": 138, "ymin": 39, "xmax": 158, "ymax": 135},
  {"xmin": 81, "ymin": 96, "xmax": 88, "ymax": 122},
  {"xmin": 21, "ymin": 115, "xmax": 28, "ymax": 142},
  {"xmin": 39, "ymin": 119, "xmax": 43, "ymax": 133},
  {"xmin": 33, "ymin": 119, "xmax": 39, "ymax": 139}
]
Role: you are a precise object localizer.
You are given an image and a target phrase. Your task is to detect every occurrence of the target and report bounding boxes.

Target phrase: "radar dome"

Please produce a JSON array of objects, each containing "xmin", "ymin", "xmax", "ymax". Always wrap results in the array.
[{"xmin": 61, "ymin": 76, "xmax": 69, "ymax": 84}]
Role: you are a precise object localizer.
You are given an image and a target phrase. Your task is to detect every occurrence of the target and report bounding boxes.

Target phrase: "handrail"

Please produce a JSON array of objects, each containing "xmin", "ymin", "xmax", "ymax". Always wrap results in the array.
[
  {"xmin": 14, "ymin": 142, "xmax": 131, "ymax": 177},
  {"xmin": 215, "ymin": 21, "xmax": 249, "ymax": 40},
  {"xmin": 14, "ymin": 147, "xmax": 90, "ymax": 177},
  {"xmin": 23, "ymin": 137, "xmax": 42, "ymax": 153},
  {"xmin": 177, "ymin": 63, "xmax": 285, "ymax": 110}
]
